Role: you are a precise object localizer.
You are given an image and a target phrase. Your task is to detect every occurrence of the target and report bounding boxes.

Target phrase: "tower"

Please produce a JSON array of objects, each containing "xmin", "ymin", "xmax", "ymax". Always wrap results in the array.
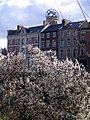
[{"xmin": 45, "ymin": 9, "xmax": 59, "ymax": 25}]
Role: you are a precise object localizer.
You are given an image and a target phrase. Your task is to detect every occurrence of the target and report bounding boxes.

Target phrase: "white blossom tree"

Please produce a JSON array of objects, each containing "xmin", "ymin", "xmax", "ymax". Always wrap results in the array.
[{"xmin": 0, "ymin": 46, "xmax": 90, "ymax": 120}]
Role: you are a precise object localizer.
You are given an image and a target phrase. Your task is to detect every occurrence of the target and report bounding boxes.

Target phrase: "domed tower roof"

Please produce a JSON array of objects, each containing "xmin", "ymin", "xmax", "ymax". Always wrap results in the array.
[{"xmin": 45, "ymin": 9, "xmax": 59, "ymax": 25}]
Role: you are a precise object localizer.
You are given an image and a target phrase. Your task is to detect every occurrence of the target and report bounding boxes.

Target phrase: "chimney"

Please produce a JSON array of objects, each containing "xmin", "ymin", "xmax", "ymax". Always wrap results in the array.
[
  {"xmin": 62, "ymin": 19, "xmax": 71, "ymax": 26},
  {"xmin": 43, "ymin": 20, "xmax": 47, "ymax": 26},
  {"xmin": 17, "ymin": 25, "xmax": 24, "ymax": 30}
]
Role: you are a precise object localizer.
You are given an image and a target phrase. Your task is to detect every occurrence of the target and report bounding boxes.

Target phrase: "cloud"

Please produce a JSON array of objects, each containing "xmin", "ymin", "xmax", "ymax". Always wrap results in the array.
[
  {"xmin": 7, "ymin": 0, "xmax": 32, "ymax": 8},
  {"xmin": 0, "ymin": 0, "xmax": 90, "ymax": 48},
  {"xmin": 0, "ymin": 38, "xmax": 7, "ymax": 48},
  {"xmin": 0, "ymin": 0, "xmax": 32, "ymax": 8}
]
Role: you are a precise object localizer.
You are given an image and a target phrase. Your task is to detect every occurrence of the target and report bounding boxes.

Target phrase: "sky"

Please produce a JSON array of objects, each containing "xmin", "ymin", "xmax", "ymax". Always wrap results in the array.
[{"xmin": 0, "ymin": 0, "xmax": 90, "ymax": 48}]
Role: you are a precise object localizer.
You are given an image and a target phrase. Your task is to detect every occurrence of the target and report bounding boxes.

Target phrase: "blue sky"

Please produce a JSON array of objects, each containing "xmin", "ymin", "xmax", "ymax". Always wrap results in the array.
[{"xmin": 0, "ymin": 0, "xmax": 90, "ymax": 48}]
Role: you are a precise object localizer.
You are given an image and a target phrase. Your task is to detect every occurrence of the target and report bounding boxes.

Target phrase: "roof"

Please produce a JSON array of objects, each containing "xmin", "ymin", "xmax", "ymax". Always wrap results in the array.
[
  {"xmin": 8, "ymin": 25, "xmax": 44, "ymax": 36},
  {"xmin": 78, "ymin": 27, "xmax": 90, "ymax": 30},
  {"xmin": 8, "ymin": 30, "xmax": 19, "ymax": 35},
  {"xmin": 60, "ymin": 20, "xmax": 85, "ymax": 30},
  {"xmin": 41, "ymin": 20, "xmax": 85, "ymax": 33},
  {"xmin": 41, "ymin": 24, "xmax": 62, "ymax": 33},
  {"xmin": 7, "ymin": 20, "xmax": 86, "ymax": 36},
  {"xmin": 28, "ymin": 25, "xmax": 44, "ymax": 33}
]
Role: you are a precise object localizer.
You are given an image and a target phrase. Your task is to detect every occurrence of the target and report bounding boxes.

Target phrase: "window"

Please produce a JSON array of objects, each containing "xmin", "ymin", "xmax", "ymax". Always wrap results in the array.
[
  {"xmin": 26, "ymin": 47, "xmax": 30, "ymax": 55},
  {"xmin": 60, "ymin": 31, "xmax": 64, "ymax": 37},
  {"xmin": 8, "ymin": 39, "xmax": 13, "ymax": 45},
  {"xmin": 41, "ymin": 33, "xmax": 44, "ymax": 39},
  {"xmin": 74, "ymin": 30, "xmax": 77, "ymax": 36},
  {"xmin": 80, "ymin": 48, "xmax": 85, "ymax": 55},
  {"xmin": 60, "ymin": 39, "xmax": 64, "ymax": 47},
  {"xmin": 16, "ymin": 39, "xmax": 20, "ymax": 45},
  {"xmin": 67, "ymin": 38, "xmax": 71, "ymax": 46},
  {"xmin": 67, "ymin": 31, "xmax": 70, "ymax": 36},
  {"xmin": 21, "ymin": 47, "xmax": 25, "ymax": 53},
  {"xmin": 8, "ymin": 47, "xmax": 13, "ymax": 52},
  {"xmin": 52, "ymin": 32, "xmax": 56, "ymax": 38},
  {"xmin": 41, "ymin": 41, "xmax": 45, "ymax": 48},
  {"xmin": 52, "ymin": 39, "xmax": 56, "ymax": 47},
  {"xmin": 73, "ymin": 49, "xmax": 77, "ymax": 58},
  {"xmin": 34, "ymin": 37, "xmax": 38, "ymax": 43},
  {"xmin": 46, "ymin": 33, "xmax": 50, "ymax": 38},
  {"xmin": 21, "ymin": 38, "xmax": 25, "ymax": 45},
  {"xmin": 46, "ymin": 40, "xmax": 50, "ymax": 48},
  {"xmin": 60, "ymin": 49, "xmax": 64, "ymax": 58},
  {"xmin": 21, "ymin": 29, "xmax": 26, "ymax": 34},
  {"xmin": 26, "ymin": 38, "xmax": 31, "ymax": 44},
  {"xmin": 81, "ymin": 33, "xmax": 85, "ymax": 40},
  {"xmin": 81, "ymin": 36, "xmax": 85, "ymax": 41},
  {"xmin": 67, "ymin": 49, "xmax": 71, "ymax": 58},
  {"xmin": 30, "ymin": 37, "xmax": 38, "ymax": 44},
  {"xmin": 80, "ymin": 32, "xmax": 86, "ymax": 43},
  {"xmin": 73, "ymin": 38, "xmax": 77, "ymax": 46},
  {"xmin": 15, "ymin": 47, "xmax": 19, "ymax": 55}
]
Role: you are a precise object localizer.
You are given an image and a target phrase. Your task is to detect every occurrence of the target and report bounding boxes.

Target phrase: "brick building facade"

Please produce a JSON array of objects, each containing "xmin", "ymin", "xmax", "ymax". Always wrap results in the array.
[{"xmin": 7, "ymin": 9, "xmax": 90, "ymax": 71}]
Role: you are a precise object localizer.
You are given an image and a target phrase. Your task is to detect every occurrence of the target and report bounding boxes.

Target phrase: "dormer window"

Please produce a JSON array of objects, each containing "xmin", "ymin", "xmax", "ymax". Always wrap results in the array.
[{"xmin": 21, "ymin": 29, "xmax": 26, "ymax": 34}]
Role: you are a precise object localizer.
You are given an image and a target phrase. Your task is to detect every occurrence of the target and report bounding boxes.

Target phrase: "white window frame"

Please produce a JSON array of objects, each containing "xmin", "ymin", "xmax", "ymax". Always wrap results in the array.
[
  {"xmin": 8, "ymin": 39, "xmax": 13, "ymax": 45},
  {"xmin": 41, "ymin": 41, "xmax": 45, "ymax": 48},
  {"xmin": 52, "ymin": 39, "xmax": 56, "ymax": 47},
  {"xmin": 73, "ymin": 49, "xmax": 77, "ymax": 58},
  {"xmin": 41, "ymin": 33, "xmax": 44, "ymax": 39},
  {"xmin": 16, "ymin": 39, "xmax": 20, "ymax": 45},
  {"xmin": 80, "ymin": 48, "xmax": 85, "ymax": 55},
  {"xmin": 67, "ymin": 49, "xmax": 71, "ymax": 58},
  {"xmin": 60, "ymin": 39, "xmax": 64, "ymax": 47},
  {"xmin": 46, "ymin": 33, "xmax": 50, "ymax": 38},
  {"xmin": 52, "ymin": 32, "xmax": 56, "ymax": 38},
  {"xmin": 60, "ymin": 49, "xmax": 64, "ymax": 58},
  {"xmin": 67, "ymin": 38, "xmax": 71, "ymax": 46},
  {"xmin": 46, "ymin": 40, "xmax": 50, "ymax": 48},
  {"xmin": 67, "ymin": 31, "xmax": 71, "ymax": 36},
  {"xmin": 60, "ymin": 31, "xmax": 64, "ymax": 37},
  {"xmin": 21, "ymin": 38, "xmax": 25, "ymax": 45},
  {"xmin": 73, "ymin": 38, "xmax": 77, "ymax": 46}
]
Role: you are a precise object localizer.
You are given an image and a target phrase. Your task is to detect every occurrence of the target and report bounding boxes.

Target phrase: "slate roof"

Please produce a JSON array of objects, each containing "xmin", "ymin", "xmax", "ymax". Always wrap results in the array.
[
  {"xmin": 60, "ymin": 20, "xmax": 85, "ymax": 30},
  {"xmin": 7, "ymin": 20, "xmax": 86, "ymax": 36},
  {"xmin": 28, "ymin": 25, "xmax": 44, "ymax": 33},
  {"xmin": 8, "ymin": 25, "xmax": 44, "ymax": 36},
  {"xmin": 41, "ymin": 24, "xmax": 62, "ymax": 33},
  {"xmin": 41, "ymin": 20, "xmax": 85, "ymax": 33},
  {"xmin": 8, "ymin": 30, "xmax": 19, "ymax": 35}
]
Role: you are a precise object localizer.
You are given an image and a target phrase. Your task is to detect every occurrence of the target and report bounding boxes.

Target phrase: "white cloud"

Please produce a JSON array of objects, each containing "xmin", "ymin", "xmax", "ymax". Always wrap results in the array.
[
  {"xmin": 7, "ymin": 0, "xmax": 32, "ymax": 8},
  {"xmin": 0, "ymin": 0, "xmax": 6, "ymax": 5},
  {"xmin": 0, "ymin": 0, "xmax": 89, "ymax": 46},
  {"xmin": 0, "ymin": 38, "xmax": 7, "ymax": 48},
  {"xmin": 10, "ymin": 10, "xmax": 29, "ymax": 22},
  {"xmin": 35, "ymin": 0, "xmax": 81, "ymax": 21},
  {"xmin": 0, "ymin": 0, "xmax": 32, "ymax": 8}
]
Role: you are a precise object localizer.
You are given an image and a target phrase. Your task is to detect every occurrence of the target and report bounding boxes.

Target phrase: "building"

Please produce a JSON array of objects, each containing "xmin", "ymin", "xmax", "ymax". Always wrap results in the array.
[
  {"xmin": 7, "ymin": 25, "xmax": 44, "ymax": 66},
  {"xmin": 78, "ymin": 27, "xmax": 90, "ymax": 71},
  {"xmin": 7, "ymin": 9, "xmax": 60, "ymax": 60},
  {"xmin": 58, "ymin": 20, "xmax": 89, "ymax": 60},
  {"xmin": 7, "ymin": 9, "xmax": 90, "ymax": 70},
  {"xmin": 41, "ymin": 24, "xmax": 62, "ymax": 56}
]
